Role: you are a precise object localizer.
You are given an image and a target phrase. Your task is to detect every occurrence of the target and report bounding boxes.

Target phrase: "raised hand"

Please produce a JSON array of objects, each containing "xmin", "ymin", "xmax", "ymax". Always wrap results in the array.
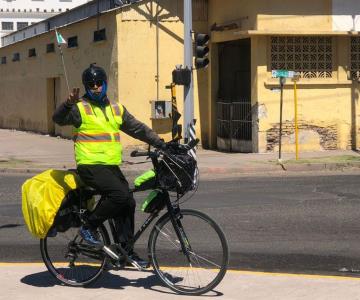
[{"xmin": 66, "ymin": 87, "xmax": 80, "ymax": 106}]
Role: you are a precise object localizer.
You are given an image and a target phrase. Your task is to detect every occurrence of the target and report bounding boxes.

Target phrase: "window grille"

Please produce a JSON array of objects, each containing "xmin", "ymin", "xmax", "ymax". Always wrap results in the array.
[
  {"xmin": 351, "ymin": 37, "xmax": 360, "ymax": 80},
  {"xmin": 271, "ymin": 36, "xmax": 333, "ymax": 78},
  {"xmin": 17, "ymin": 22, "xmax": 28, "ymax": 30},
  {"xmin": 28, "ymin": 48, "xmax": 36, "ymax": 57},
  {"xmin": 46, "ymin": 43, "xmax": 55, "ymax": 53},
  {"xmin": 67, "ymin": 36, "xmax": 78, "ymax": 48},
  {"xmin": 12, "ymin": 53, "xmax": 20, "ymax": 62},
  {"xmin": 94, "ymin": 28, "xmax": 106, "ymax": 42},
  {"xmin": 2, "ymin": 22, "xmax": 13, "ymax": 31}
]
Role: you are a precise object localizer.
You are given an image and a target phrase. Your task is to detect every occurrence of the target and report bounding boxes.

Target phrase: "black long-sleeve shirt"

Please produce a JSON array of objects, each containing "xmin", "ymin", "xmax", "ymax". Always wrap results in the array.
[{"xmin": 52, "ymin": 97, "xmax": 163, "ymax": 148}]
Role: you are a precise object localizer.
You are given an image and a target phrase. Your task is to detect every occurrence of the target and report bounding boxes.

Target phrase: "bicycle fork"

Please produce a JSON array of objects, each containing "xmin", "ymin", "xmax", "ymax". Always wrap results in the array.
[{"xmin": 166, "ymin": 202, "xmax": 193, "ymax": 264}]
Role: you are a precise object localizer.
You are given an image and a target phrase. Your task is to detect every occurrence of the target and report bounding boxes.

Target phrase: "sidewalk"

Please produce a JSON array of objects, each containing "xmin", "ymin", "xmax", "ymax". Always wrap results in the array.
[
  {"xmin": 2, "ymin": 264, "xmax": 360, "ymax": 300},
  {"xmin": 1, "ymin": 129, "xmax": 360, "ymax": 176}
]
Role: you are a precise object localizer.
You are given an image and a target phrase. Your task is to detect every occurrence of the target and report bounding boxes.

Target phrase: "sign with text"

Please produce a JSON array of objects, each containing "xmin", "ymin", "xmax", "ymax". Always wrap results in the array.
[{"xmin": 272, "ymin": 70, "xmax": 295, "ymax": 78}]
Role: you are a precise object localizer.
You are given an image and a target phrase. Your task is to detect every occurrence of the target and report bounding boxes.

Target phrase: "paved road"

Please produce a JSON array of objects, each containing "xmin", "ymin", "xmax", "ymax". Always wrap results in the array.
[{"xmin": 2, "ymin": 172, "xmax": 360, "ymax": 277}]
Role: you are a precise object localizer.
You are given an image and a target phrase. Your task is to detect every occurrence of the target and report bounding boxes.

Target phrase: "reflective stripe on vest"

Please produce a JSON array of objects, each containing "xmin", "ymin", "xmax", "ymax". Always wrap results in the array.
[
  {"xmin": 111, "ymin": 103, "xmax": 121, "ymax": 116},
  {"xmin": 73, "ymin": 100, "xmax": 124, "ymax": 165},
  {"xmin": 73, "ymin": 132, "xmax": 121, "ymax": 143},
  {"xmin": 82, "ymin": 100, "xmax": 93, "ymax": 115}
]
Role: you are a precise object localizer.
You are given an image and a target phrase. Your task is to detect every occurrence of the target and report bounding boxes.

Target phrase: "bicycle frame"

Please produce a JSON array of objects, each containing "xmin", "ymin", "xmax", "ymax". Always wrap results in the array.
[
  {"xmin": 74, "ymin": 144, "xmax": 198, "ymax": 265},
  {"xmin": 104, "ymin": 188, "xmax": 191, "ymax": 263}
]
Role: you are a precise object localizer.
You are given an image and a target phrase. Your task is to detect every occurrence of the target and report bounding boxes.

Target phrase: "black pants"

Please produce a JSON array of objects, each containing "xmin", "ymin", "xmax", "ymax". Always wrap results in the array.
[{"xmin": 77, "ymin": 164, "xmax": 135, "ymax": 245}]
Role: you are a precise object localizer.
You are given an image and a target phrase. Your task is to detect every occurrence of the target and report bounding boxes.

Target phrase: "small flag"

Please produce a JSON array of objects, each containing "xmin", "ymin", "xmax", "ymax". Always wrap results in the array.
[{"xmin": 55, "ymin": 30, "xmax": 67, "ymax": 45}]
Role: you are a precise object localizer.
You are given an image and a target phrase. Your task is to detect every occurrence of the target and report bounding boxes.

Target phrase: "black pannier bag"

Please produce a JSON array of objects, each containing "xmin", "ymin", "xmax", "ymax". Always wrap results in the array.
[{"xmin": 157, "ymin": 153, "xmax": 197, "ymax": 194}]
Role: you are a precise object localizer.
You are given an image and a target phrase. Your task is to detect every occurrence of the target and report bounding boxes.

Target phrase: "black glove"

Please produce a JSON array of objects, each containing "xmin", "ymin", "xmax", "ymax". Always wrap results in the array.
[{"xmin": 155, "ymin": 139, "xmax": 167, "ymax": 151}]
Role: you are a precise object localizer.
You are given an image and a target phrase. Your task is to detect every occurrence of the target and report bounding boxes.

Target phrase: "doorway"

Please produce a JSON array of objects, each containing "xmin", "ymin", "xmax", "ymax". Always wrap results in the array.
[
  {"xmin": 46, "ymin": 77, "xmax": 60, "ymax": 136},
  {"xmin": 217, "ymin": 38, "xmax": 252, "ymax": 152}
]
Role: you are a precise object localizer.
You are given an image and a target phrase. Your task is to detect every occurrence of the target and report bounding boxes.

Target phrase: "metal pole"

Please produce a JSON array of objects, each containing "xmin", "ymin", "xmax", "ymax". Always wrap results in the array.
[
  {"xmin": 279, "ymin": 77, "xmax": 285, "ymax": 161},
  {"xmin": 294, "ymin": 80, "xmax": 299, "ymax": 160},
  {"xmin": 183, "ymin": 0, "xmax": 194, "ymax": 143},
  {"xmin": 59, "ymin": 46, "xmax": 71, "ymax": 95}
]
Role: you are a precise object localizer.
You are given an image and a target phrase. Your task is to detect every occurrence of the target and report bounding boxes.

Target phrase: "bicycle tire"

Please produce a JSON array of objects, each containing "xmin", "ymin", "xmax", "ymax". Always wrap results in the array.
[
  {"xmin": 40, "ymin": 224, "xmax": 110, "ymax": 287},
  {"xmin": 148, "ymin": 209, "xmax": 229, "ymax": 295}
]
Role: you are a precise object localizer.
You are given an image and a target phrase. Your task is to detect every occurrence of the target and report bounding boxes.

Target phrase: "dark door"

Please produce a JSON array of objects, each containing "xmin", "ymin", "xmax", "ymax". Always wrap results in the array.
[{"xmin": 217, "ymin": 38, "xmax": 252, "ymax": 152}]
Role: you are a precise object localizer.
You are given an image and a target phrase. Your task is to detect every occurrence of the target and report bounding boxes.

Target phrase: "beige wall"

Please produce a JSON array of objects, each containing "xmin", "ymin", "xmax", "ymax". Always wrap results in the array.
[
  {"xmin": 208, "ymin": 0, "xmax": 360, "ymax": 152},
  {"xmin": 0, "ymin": 1, "xmax": 209, "ymax": 148},
  {"xmin": 0, "ymin": 10, "xmax": 118, "ymax": 138},
  {"xmin": 1, "ymin": 0, "xmax": 359, "ymax": 153},
  {"xmin": 209, "ymin": 0, "xmax": 332, "ymax": 32}
]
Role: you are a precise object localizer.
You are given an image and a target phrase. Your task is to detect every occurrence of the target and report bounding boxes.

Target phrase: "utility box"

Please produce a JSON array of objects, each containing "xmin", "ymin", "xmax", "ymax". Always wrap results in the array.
[{"xmin": 151, "ymin": 100, "xmax": 172, "ymax": 119}]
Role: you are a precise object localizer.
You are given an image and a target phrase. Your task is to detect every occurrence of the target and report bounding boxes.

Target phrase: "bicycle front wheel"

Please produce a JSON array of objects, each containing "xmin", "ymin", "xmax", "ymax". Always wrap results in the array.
[
  {"xmin": 40, "ymin": 225, "xmax": 110, "ymax": 287},
  {"xmin": 149, "ymin": 209, "xmax": 229, "ymax": 295}
]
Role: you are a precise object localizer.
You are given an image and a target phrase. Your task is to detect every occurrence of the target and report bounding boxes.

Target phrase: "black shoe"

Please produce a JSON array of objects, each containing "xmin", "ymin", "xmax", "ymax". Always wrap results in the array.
[
  {"xmin": 127, "ymin": 252, "xmax": 150, "ymax": 269},
  {"xmin": 47, "ymin": 227, "xmax": 57, "ymax": 237}
]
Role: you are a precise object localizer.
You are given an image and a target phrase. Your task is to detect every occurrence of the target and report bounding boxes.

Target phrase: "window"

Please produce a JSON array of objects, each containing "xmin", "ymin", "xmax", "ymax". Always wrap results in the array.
[
  {"xmin": 28, "ymin": 48, "xmax": 36, "ymax": 57},
  {"xmin": 2, "ymin": 22, "xmax": 13, "ymax": 31},
  {"xmin": 17, "ymin": 22, "xmax": 28, "ymax": 30},
  {"xmin": 67, "ymin": 36, "xmax": 78, "ymax": 48},
  {"xmin": 46, "ymin": 43, "xmax": 55, "ymax": 53},
  {"xmin": 271, "ymin": 36, "xmax": 333, "ymax": 78},
  {"xmin": 12, "ymin": 53, "xmax": 20, "ymax": 62},
  {"xmin": 1, "ymin": 57, "xmax": 6, "ymax": 65},
  {"xmin": 351, "ymin": 37, "xmax": 360, "ymax": 80},
  {"xmin": 94, "ymin": 28, "xmax": 106, "ymax": 42}
]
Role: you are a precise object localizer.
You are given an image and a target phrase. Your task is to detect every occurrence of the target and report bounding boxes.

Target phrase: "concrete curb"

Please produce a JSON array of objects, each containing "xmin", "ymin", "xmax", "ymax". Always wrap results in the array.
[{"xmin": 2, "ymin": 162, "xmax": 360, "ymax": 176}]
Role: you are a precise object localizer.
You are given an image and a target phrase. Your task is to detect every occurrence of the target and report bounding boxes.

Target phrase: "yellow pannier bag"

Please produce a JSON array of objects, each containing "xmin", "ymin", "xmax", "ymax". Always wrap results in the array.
[{"xmin": 22, "ymin": 169, "xmax": 83, "ymax": 238}]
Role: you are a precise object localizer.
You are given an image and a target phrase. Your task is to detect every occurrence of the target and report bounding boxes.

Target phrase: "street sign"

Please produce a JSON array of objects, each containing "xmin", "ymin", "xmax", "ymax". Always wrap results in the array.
[{"xmin": 272, "ymin": 70, "xmax": 295, "ymax": 78}]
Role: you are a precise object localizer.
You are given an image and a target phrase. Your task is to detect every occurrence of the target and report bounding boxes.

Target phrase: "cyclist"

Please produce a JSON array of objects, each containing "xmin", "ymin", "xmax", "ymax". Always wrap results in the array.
[{"xmin": 53, "ymin": 63, "xmax": 166, "ymax": 267}]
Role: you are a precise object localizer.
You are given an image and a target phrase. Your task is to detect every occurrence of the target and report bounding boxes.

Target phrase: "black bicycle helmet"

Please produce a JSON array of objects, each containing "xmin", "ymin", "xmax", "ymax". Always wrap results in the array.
[{"xmin": 82, "ymin": 63, "xmax": 107, "ymax": 87}]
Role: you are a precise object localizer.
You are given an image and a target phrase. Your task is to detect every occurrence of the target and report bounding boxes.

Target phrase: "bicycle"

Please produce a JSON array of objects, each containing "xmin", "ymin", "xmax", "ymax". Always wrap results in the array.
[{"xmin": 39, "ymin": 140, "xmax": 229, "ymax": 295}]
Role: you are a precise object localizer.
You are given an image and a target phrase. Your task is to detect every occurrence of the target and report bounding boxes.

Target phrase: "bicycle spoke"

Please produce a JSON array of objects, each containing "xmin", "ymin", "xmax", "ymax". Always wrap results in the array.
[
  {"xmin": 150, "ymin": 209, "xmax": 229, "ymax": 295},
  {"xmin": 188, "ymin": 251, "xmax": 222, "ymax": 268},
  {"xmin": 40, "ymin": 226, "xmax": 109, "ymax": 286}
]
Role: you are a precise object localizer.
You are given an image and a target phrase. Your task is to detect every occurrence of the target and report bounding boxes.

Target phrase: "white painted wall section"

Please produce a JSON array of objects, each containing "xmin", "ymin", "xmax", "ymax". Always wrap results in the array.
[{"xmin": 332, "ymin": 0, "xmax": 360, "ymax": 31}]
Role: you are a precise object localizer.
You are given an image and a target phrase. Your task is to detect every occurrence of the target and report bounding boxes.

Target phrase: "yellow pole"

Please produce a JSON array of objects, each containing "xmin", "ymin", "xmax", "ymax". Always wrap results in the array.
[{"xmin": 294, "ymin": 80, "xmax": 299, "ymax": 160}]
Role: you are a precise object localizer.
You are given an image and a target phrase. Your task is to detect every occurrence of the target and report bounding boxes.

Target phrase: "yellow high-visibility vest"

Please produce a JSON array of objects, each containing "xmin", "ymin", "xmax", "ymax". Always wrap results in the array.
[{"xmin": 73, "ymin": 99, "xmax": 124, "ymax": 165}]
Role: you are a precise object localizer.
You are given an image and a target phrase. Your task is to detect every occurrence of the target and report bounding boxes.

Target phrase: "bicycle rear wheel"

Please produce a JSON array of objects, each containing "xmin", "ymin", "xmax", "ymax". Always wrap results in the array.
[
  {"xmin": 40, "ymin": 225, "xmax": 110, "ymax": 286},
  {"xmin": 149, "ymin": 209, "xmax": 229, "ymax": 295}
]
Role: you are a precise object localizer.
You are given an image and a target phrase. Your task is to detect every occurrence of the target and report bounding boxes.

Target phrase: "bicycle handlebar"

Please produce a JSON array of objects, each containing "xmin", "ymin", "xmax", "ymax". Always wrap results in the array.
[
  {"xmin": 130, "ymin": 150, "xmax": 152, "ymax": 157},
  {"xmin": 130, "ymin": 139, "xmax": 199, "ymax": 158}
]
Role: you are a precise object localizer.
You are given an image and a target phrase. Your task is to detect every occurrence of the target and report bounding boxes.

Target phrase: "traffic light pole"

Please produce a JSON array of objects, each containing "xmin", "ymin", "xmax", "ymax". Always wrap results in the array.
[{"xmin": 183, "ymin": 0, "xmax": 194, "ymax": 143}]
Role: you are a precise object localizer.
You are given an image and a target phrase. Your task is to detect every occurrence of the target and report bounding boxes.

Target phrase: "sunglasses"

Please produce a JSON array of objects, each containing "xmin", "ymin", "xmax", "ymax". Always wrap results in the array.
[{"xmin": 87, "ymin": 80, "xmax": 104, "ymax": 88}]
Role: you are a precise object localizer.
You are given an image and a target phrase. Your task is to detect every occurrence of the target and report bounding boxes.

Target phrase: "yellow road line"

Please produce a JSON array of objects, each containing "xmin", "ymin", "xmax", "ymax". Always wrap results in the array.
[{"xmin": 0, "ymin": 263, "xmax": 360, "ymax": 281}]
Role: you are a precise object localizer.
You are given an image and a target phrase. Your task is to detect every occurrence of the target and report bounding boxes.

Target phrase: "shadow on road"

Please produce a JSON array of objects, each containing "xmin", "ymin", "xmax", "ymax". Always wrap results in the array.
[
  {"xmin": 20, "ymin": 269, "xmax": 223, "ymax": 297},
  {"xmin": 0, "ymin": 224, "xmax": 23, "ymax": 229}
]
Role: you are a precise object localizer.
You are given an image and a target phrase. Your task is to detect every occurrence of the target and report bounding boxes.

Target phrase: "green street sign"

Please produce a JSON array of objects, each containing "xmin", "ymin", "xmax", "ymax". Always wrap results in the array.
[{"xmin": 272, "ymin": 70, "xmax": 295, "ymax": 78}]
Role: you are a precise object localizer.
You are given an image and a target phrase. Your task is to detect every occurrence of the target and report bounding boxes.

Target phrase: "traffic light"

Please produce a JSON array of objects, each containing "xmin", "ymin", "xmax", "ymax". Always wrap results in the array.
[{"xmin": 194, "ymin": 33, "xmax": 210, "ymax": 69}]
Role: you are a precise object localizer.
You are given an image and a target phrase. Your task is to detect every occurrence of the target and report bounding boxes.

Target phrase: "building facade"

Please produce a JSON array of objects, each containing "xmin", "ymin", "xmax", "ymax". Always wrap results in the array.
[
  {"xmin": 0, "ymin": 0, "xmax": 91, "ymax": 46},
  {"xmin": 0, "ymin": 0, "xmax": 359, "ymax": 153}
]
